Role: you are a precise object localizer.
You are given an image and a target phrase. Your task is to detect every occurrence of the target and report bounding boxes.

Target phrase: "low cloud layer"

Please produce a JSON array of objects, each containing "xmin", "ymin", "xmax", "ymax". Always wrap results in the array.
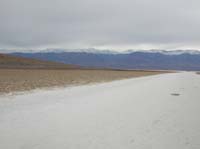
[{"xmin": 1, "ymin": 0, "xmax": 200, "ymax": 51}]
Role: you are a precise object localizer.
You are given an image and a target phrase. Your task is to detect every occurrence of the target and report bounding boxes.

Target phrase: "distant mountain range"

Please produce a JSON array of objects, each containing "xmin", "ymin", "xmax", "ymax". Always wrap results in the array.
[{"xmin": 7, "ymin": 49, "xmax": 200, "ymax": 71}]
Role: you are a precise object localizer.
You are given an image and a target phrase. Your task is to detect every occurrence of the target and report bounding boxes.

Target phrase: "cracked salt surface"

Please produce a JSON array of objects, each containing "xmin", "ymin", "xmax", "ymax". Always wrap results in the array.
[{"xmin": 0, "ymin": 72, "xmax": 200, "ymax": 149}]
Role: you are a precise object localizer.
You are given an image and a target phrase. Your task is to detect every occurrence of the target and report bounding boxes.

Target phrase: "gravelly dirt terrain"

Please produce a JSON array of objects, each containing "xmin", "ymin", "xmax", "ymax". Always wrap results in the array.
[{"xmin": 0, "ymin": 69, "xmax": 164, "ymax": 94}]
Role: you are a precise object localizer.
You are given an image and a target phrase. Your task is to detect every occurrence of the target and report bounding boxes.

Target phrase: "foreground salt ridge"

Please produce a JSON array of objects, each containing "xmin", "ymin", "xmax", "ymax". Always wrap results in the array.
[{"xmin": 0, "ymin": 72, "xmax": 200, "ymax": 149}]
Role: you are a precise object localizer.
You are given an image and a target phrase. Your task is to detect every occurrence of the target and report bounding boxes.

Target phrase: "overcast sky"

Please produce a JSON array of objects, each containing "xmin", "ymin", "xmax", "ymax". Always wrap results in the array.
[{"xmin": 1, "ymin": 0, "xmax": 200, "ymax": 51}]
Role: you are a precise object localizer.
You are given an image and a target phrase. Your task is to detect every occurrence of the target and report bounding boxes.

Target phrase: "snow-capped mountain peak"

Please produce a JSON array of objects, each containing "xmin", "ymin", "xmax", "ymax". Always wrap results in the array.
[
  {"xmin": 1, "ymin": 48, "xmax": 200, "ymax": 55},
  {"xmin": 124, "ymin": 49, "xmax": 200, "ymax": 55}
]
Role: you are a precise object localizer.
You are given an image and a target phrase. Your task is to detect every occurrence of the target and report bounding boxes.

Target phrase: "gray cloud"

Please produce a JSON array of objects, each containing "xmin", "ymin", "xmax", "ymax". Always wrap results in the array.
[{"xmin": 1, "ymin": 0, "xmax": 200, "ymax": 51}]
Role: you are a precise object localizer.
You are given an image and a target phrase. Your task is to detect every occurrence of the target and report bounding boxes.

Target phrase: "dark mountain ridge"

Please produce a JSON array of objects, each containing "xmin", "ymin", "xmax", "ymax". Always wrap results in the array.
[{"xmin": 10, "ymin": 50, "xmax": 200, "ymax": 71}]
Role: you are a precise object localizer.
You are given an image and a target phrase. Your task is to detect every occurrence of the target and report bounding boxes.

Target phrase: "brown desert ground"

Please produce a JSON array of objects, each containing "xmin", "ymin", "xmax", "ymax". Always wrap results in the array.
[
  {"xmin": 0, "ymin": 53, "xmax": 169, "ymax": 94},
  {"xmin": 0, "ymin": 69, "xmax": 167, "ymax": 94},
  {"xmin": 0, "ymin": 53, "xmax": 78, "ymax": 69}
]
